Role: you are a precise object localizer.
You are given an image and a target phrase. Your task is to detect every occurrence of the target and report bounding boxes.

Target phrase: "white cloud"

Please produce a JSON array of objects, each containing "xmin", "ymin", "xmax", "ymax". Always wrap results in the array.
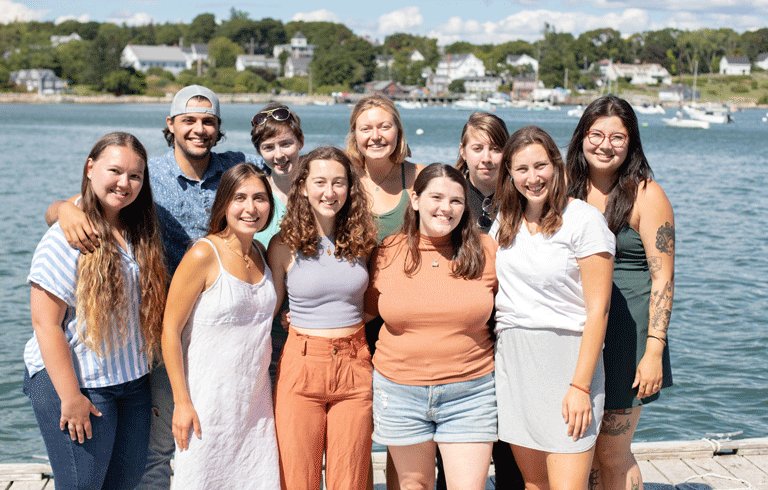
[
  {"xmin": 105, "ymin": 10, "xmax": 155, "ymax": 26},
  {"xmin": 377, "ymin": 7, "xmax": 424, "ymax": 35},
  {"xmin": 291, "ymin": 9, "xmax": 340, "ymax": 23},
  {"xmin": 0, "ymin": 0, "xmax": 48, "ymax": 24},
  {"xmin": 54, "ymin": 14, "xmax": 92, "ymax": 25}
]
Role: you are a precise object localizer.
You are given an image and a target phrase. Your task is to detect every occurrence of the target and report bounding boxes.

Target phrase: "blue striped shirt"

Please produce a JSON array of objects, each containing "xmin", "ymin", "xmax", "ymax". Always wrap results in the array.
[{"xmin": 24, "ymin": 224, "xmax": 149, "ymax": 388}]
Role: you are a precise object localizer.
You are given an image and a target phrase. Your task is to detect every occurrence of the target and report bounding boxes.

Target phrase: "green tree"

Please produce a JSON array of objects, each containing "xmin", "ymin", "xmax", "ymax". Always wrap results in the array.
[
  {"xmin": 740, "ymin": 28, "xmax": 768, "ymax": 60},
  {"xmin": 102, "ymin": 68, "xmax": 145, "ymax": 95},
  {"xmin": 188, "ymin": 13, "xmax": 216, "ymax": 43},
  {"xmin": 84, "ymin": 23, "xmax": 128, "ymax": 88},
  {"xmin": 574, "ymin": 28, "xmax": 628, "ymax": 66},
  {"xmin": 0, "ymin": 62, "xmax": 10, "ymax": 83},
  {"xmin": 311, "ymin": 52, "xmax": 355, "ymax": 87},
  {"xmin": 536, "ymin": 23, "xmax": 578, "ymax": 88},
  {"xmin": 208, "ymin": 36, "xmax": 243, "ymax": 68},
  {"xmin": 448, "ymin": 79, "xmax": 465, "ymax": 92},
  {"xmin": 55, "ymin": 39, "xmax": 91, "ymax": 84},
  {"xmin": 156, "ymin": 23, "xmax": 183, "ymax": 45}
]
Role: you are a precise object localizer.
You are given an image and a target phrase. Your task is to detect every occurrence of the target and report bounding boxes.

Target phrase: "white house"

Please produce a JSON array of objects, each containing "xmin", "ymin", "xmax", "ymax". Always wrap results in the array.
[
  {"xmin": 463, "ymin": 76, "xmax": 502, "ymax": 94},
  {"xmin": 410, "ymin": 50, "xmax": 425, "ymax": 63},
  {"xmin": 236, "ymin": 55, "xmax": 281, "ymax": 74},
  {"xmin": 719, "ymin": 56, "xmax": 751, "ymax": 75},
  {"xmin": 50, "ymin": 33, "xmax": 82, "ymax": 47},
  {"xmin": 284, "ymin": 56, "xmax": 310, "ymax": 78},
  {"xmin": 10, "ymin": 69, "xmax": 67, "ymax": 94},
  {"xmin": 273, "ymin": 32, "xmax": 315, "ymax": 59},
  {"xmin": 506, "ymin": 54, "xmax": 538, "ymax": 73},
  {"xmin": 121, "ymin": 45, "xmax": 189, "ymax": 76},
  {"xmin": 435, "ymin": 53, "xmax": 485, "ymax": 81},
  {"xmin": 181, "ymin": 44, "xmax": 209, "ymax": 66},
  {"xmin": 754, "ymin": 53, "xmax": 768, "ymax": 70},
  {"xmin": 598, "ymin": 60, "xmax": 672, "ymax": 85}
]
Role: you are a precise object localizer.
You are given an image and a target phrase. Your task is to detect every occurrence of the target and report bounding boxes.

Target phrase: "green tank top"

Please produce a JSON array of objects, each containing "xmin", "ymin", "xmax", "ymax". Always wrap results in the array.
[{"xmin": 374, "ymin": 165, "xmax": 409, "ymax": 243}]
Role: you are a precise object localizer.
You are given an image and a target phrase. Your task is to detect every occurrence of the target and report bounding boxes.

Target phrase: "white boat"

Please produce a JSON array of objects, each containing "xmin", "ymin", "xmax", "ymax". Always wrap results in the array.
[
  {"xmin": 395, "ymin": 101, "xmax": 422, "ymax": 110},
  {"xmin": 662, "ymin": 112, "xmax": 710, "ymax": 129},
  {"xmin": 633, "ymin": 104, "xmax": 666, "ymax": 115},
  {"xmin": 567, "ymin": 106, "xmax": 584, "ymax": 118},
  {"xmin": 453, "ymin": 99, "xmax": 492, "ymax": 111},
  {"xmin": 683, "ymin": 105, "xmax": 731, "ymax": 124}
]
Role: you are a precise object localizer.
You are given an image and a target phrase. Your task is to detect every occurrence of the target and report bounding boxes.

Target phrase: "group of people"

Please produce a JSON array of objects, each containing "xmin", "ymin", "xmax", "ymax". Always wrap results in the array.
[{"xmin": 24, "ymin": 84, "xmax": 674, "ymax": 490}]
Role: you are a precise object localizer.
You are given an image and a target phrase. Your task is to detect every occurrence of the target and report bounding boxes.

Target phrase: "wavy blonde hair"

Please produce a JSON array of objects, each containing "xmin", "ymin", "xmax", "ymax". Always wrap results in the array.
[
  {"xmin": 278, "ymin": 147, "xmax": 377, "ymax": 261},
  {"xmin": 76, "ymin": 132, "xmax": 167, "ymax": 362},
  {"xmin": 495, "ymin": 125, "xmax": 567, "ymax": 248}
]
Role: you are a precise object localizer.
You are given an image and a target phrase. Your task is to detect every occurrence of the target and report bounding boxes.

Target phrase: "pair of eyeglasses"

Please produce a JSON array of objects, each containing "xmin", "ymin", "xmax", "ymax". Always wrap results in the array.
[
  {"xmin": 587, "ymin": 130, "xmax": 628, "ymax": 149},
  {"xmin": 478, "ymin": 196, "xmax": 495, "ymax": 229},
  {"xmin": 251, "ymin": 107, "xmax": 292, "ymax": 126}
]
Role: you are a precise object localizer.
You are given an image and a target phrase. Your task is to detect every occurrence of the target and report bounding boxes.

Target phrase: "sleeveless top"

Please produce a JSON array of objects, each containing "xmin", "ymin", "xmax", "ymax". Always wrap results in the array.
[
  {"xmin": 374, "ymin": 165, "xmax": 409, "ymax": 243},
  {"xmin": 286, "ymin": 235, "xmax": 369, "ymax": 329},
  {"xmin": 603, "ymin": 225, "xmax": 672, "ymax": 409}
]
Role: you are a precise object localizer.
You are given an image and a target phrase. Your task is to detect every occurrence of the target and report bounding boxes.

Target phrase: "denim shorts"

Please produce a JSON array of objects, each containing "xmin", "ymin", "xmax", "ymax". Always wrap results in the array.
[{"xmin": 372, "ymin": 370, "xmax": 497, "ymax": 446}]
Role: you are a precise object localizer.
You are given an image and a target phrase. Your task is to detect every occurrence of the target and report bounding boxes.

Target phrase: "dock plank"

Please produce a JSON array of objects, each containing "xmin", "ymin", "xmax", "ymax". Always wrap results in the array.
[
  {"xmin": 651, "ymin": 458, "xmax": 713, "ymax": 487},
  {"xmin": 682, "ymin": 456, "xmax": 752, "ymax": 489},
  {"xmin": 639, "ymin": 459, "xmax": 673, "ymax": 485},
  {"xmin": 716, "ymin": 454, "xmax": 768, "ymax": 488},
  {"xmin": 7, "ymin": 482, "xmax": 49, "ymax": 489}
]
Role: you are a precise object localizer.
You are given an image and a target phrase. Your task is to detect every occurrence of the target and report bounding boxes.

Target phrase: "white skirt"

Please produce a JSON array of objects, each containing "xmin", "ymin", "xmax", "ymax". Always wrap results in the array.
[{"xmin": 495, "ymin": 327, "xmax": 604, "ymax": 453}]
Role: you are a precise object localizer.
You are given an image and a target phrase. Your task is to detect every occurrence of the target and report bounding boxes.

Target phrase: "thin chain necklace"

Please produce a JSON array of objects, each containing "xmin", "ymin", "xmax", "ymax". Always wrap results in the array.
[
  {"xmin": 221, "ymin": 235, "xmax": 252, "ymax": 269},
  {"xmin": 366, "ymin": 163, "xmax": 398, "ymax": 192},
  {"xmin": 423, "ymin": 243, "xmax": 440, "ymax": 267}
]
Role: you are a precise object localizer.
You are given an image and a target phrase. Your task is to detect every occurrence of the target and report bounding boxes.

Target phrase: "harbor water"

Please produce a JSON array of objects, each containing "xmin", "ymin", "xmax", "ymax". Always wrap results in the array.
[{"xmin": 1, "ymin": 102, "xmax": 766, "ymax": 462}]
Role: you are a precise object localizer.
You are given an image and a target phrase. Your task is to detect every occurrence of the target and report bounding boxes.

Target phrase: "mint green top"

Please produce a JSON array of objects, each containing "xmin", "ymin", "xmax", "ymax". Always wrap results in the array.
[{"xmin": 254, "ymin": 196, "xmax": 286, "ymax": 248}]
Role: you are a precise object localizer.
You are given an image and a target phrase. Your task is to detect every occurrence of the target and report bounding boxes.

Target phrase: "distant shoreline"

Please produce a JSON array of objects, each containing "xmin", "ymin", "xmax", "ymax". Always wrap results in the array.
[
  {"xmin": 0, "ymin": 92, "xmax": 335, "ymax": 106},
  {"xmin": 1, "ymin": 92, "xmax": 764, "ymax": 110}
]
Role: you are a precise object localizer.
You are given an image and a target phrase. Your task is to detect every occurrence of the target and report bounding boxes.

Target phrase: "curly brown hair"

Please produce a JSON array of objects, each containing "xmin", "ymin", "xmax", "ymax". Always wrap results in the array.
[
  {"xmin": 495, "ymin": 125, "xmax": 567, "ymax": 248},
  {"xmin": 399, "ymin": 163, "xmax": 485, "ymax": 279},
  {"xmin": 77, "ymin": 132, "xmax": 167, "ymax": 362},
  {"xmin": 278, "ymin": 147, "xmax": 377, "ymax": 261}
]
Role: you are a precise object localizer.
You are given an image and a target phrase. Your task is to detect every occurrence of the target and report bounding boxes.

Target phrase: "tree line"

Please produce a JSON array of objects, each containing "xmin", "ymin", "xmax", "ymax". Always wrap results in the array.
[{"xmin": 1, "ymin": 9, "xmax": 767, "ymax": 95}]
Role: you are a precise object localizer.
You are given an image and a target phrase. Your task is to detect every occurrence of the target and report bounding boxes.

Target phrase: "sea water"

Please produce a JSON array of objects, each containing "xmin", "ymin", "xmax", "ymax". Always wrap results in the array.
[{"xmin": 1, "ymin": 102, "xmax": 766, "ymax": 462}]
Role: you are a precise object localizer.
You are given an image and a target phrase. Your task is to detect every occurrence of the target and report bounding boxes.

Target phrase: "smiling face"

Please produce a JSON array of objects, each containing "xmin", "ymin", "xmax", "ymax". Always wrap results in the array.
[
  {"xmin": 411, "ymin": 176, "xmax": 467, "ymax": 238},
  {"xmin": 583, "ymin": 115, "xmax": 630, "ymax": 176},
  {"xmin": 166, "ymin": 98, "xmax": 220, "ymax": 162},
  {"xmin": 302, "ymin": 159, "xmax": 349, "ymax": 232},
  {"xmin": 354, "ymin": 106, "xmax": 399, "ymax": 165},
  {"xmin": 460, "ymin": 129, "xmax": 503, "ymax": 195},
  {"xmin": 225, "ymin": 176, "xmax": 272, "ymax": 235},
  {"xmin": 510, "ymin": 144, "xmax": 555, "ymax": 210},
  {"xmin": 87, "ymin": 145, "xmax": 145, "ymax": 221},
  {"xmin": 258, "ymin": 126, "xmax": 303, "ymax": 179}
]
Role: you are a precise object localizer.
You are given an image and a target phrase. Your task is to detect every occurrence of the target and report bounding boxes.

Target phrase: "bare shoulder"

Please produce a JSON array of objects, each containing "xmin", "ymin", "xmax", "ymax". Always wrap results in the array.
[
  {"xmin": 267, "ymin": 234, "xmax": 294, "ymax": 269},
  {"xmin": 636, "ymin": 179, "xmax": 674, "ymax": 221},
  {"xmin": 404, "ymin": 161, "xmax": 425, "ymax": 189}
]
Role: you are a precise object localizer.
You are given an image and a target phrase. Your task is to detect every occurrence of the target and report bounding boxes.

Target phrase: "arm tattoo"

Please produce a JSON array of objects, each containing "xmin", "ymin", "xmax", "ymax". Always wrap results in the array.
[
  {"xmin": 648, "ymin": 256, "xmax": 662, "ymax": 275},
  {"xmin": 650, "ymin": 279, "xmax": 673, "ymax": 334},
  {"xmin": 655, "ymin": 222, "xmax": 675, "ymax": 256}
]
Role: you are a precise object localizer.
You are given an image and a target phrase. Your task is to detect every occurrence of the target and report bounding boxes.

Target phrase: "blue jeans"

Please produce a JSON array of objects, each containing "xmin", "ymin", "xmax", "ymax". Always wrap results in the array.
[
  {"xmin": 136, "ymin": 362, "xmax": 174, "ymax": 490},
  {"xmin": 24, "ymin": 368, "xmax": 151, "ymax": 490}
]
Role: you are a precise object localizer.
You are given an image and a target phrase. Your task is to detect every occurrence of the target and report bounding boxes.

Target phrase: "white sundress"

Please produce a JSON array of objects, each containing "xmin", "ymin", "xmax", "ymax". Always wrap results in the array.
[{"xmin": 171, "ymin": 238, "xmax": 279, "ymax": 490}]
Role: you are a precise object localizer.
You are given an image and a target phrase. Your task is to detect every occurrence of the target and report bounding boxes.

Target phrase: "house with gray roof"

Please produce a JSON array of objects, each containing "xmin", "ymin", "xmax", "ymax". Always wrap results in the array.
[
  {"xmin": 755, "ymin": 53, "xmax": 768, "ymax": 70},
  {"xmin": 121, "ymin": 45, "xmax": 189, "ymax": 76},
  {"xmin": 11, "ymin": 69, "xmax": 67, "ymax": 94},
  {"xmin": 719, "ymin": 56, "xmax": 751, "ymax": 75}
]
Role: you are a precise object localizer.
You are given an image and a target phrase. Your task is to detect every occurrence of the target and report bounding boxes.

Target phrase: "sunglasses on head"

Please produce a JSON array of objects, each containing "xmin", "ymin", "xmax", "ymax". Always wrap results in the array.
[{"xmin": 251, "ymin": 107, "xmax": 292, "ymax": 126}]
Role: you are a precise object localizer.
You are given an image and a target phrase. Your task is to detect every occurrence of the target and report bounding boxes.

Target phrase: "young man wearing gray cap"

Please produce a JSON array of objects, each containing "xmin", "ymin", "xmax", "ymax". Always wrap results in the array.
[{"xmin": 45, "ymin": 85, "xmax": 266, "ymax": 490}]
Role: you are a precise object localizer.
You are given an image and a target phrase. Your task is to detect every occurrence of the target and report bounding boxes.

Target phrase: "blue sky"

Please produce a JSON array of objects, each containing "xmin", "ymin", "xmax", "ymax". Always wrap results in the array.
[{"xmin": 2, "ymin": 1, "xmax": 767, "ymax": 44}]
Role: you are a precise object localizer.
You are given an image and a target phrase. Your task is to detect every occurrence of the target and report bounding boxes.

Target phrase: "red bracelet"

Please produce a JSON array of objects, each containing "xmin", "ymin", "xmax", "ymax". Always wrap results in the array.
[{"xmin": 569, "ymin": 383, "xmax": 592, "ymax": 394}]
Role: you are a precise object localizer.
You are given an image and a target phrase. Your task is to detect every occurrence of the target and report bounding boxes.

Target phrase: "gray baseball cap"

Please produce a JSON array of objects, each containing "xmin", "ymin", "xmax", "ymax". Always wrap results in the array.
[{"xmin": 169, "ymin": 85, "xmax": 220, "ymax": 118}]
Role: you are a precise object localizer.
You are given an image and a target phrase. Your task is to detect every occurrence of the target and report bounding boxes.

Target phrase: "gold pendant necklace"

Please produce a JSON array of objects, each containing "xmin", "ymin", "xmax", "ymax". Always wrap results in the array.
[{"xmin": 222, "ymin": 235, "xmax": 252, "ymax": 269}]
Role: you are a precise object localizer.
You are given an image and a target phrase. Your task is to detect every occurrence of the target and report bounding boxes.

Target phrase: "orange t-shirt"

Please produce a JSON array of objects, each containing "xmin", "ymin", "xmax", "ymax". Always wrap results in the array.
[{"xmin": 366, "ymin": 233, "xmax": 498, "ymax": 385}]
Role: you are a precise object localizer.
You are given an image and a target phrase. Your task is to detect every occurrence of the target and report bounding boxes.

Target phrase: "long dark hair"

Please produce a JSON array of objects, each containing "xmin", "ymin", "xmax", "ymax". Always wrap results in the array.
[
  {"xmin": 566, "ymin": 95, "xmax": 653, "ymax": 234},
  {"xmin": 495, "ymin": 126, "xmax": 567, "ymax": 248},
  {"xmin": 208, "ymin": 163, "xmax": 274, "ymax": 235},
  {"xmin": 279, "ymin": 146, "xmax": 377, "ymax": 261},
  {"xmin": 400, "ymin": 163, "xmax": 485, "ymax": 280}
]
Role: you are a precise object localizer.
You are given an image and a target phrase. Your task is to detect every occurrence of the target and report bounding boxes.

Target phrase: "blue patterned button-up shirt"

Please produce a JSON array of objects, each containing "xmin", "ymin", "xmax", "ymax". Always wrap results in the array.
[{"xmin": 148, "ymin": 149, "xmax": 265, "ymax": 276}]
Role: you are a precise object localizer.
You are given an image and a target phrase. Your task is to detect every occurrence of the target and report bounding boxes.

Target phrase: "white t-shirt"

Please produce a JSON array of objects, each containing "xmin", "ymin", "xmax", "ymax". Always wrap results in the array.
[{"xmin": 492, "ymin": 199, "xmax": 615, "ymax": 334}]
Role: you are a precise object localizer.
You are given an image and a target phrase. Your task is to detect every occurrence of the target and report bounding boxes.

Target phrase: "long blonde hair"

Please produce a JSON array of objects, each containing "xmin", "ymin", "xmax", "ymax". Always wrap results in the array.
[
  {"xmin": 76, "ymin": 132, "xmax": 167, "ymax": 361},
  {"xmin": 345, "ymin": 95, "xmax": 409, "ymax": 168}
]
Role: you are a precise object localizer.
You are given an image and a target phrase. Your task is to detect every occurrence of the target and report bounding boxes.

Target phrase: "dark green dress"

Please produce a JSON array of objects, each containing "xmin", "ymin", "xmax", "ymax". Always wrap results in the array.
[{"xmin": 603, "ymin": 225, "xmax": 673, "ymax": 409}]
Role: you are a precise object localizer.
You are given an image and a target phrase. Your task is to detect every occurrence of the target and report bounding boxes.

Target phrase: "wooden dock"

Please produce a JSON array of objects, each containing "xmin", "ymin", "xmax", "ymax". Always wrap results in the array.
[{"xmin": 2, "ymin": 437, "xmax": 767, "ymax": 489}]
